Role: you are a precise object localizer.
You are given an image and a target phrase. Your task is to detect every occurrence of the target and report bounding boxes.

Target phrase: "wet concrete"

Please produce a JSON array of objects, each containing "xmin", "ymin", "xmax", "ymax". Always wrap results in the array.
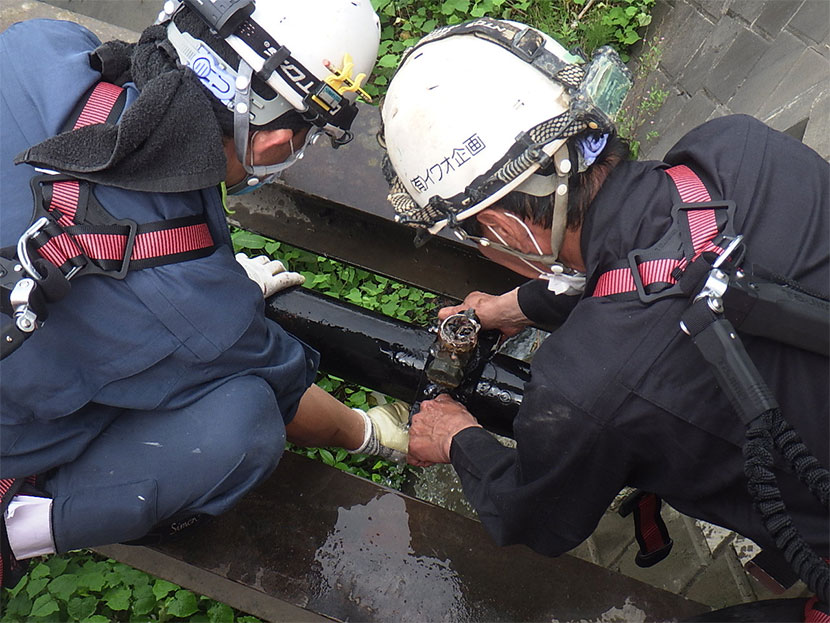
[{"xmin": 107, "ymin": 452, "xmax": 708, "ymax": 622}]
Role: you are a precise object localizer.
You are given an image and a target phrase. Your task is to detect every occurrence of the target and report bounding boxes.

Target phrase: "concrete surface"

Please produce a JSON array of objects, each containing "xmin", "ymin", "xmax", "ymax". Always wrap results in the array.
[{"xmin": 625, "ymin": 0, "xmax": 830, "ymax": 161}]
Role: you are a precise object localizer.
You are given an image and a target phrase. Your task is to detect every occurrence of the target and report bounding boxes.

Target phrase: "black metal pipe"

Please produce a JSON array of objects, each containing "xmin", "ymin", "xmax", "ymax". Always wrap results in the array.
[{"xmin": 266, "ymin": 287, "xmax": 529, "ymax": 438}]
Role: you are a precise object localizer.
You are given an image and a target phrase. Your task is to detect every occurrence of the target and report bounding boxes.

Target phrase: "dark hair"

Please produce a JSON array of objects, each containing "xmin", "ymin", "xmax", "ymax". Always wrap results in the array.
[
  {"xmin": 170, "ymin": 8, "xmax": 312, "ymax": 138},
  {"xmin": 461, "ymin": 131, "xmax": 629, "ymax": 237}
]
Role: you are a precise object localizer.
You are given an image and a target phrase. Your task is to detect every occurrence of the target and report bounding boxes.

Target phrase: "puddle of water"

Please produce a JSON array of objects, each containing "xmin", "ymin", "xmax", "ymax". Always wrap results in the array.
[{"xmin": 310, "ymin": 493, "xmax": 478, "ymax": 622}]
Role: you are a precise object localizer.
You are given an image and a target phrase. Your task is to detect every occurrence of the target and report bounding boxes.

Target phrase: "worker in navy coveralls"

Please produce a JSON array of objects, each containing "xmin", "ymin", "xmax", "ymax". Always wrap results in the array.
[
  {"xmin": 0, "ymin": 0, "xmax": 409, "ymax": 587},
  {"xmin": 380, "ymin": 18, "xmax": 829, "ymax": 615}
]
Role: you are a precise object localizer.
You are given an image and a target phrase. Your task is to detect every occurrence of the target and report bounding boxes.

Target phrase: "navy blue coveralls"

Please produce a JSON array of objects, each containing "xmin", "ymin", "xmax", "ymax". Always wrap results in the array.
[
  {"xmin": 0, "ymin": 19, "xmax": 318, "ymax": 552},
  {"xmin": 451, "ymin": 115, "xmax": 829, "ymax": 559}
]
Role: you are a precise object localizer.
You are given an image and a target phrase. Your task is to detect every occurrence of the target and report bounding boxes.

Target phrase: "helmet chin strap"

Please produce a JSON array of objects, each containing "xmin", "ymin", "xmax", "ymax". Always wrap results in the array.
[
  {"xmin": 227, "ymin": 59, "xmax": 318, "ymax": 195},
  {"xmin": 474, "ymin": 145, "xmax": 573, "ymax": 268}
]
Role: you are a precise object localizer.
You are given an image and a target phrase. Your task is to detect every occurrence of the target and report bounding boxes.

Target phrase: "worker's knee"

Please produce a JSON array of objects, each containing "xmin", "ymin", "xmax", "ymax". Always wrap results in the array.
[{"xmin": 197, "ymin": 375, "xmax": 287, "ymax": 489}]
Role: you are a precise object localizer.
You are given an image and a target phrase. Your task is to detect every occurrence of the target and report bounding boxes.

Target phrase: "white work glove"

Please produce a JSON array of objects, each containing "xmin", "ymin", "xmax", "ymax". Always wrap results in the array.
[
  {"xmin": 235, "ymin": 253, "xmax": 305, "ymax": 297},
  {"xmin": 350, "ymin": 402, "xmax": 410, "ymax": 464}
]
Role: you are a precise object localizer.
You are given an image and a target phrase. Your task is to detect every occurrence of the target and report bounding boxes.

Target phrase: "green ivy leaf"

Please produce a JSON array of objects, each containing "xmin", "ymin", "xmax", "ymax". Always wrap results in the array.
[
  {"xmin": 45, "ymin": 557, "xmax": 69, "ymax": 577},
  {"xmin": 80, "ymin": 615, "xmax": 110, "ymax": 623},
  {"xmin": 132, "ymin": 593, "xmax": 158, "ymax": 616},
  {"xmin": 237, "ymin": 616, "xmax": 263, "ymax": 623},
  {"xmin": 208, "ymin": 601, "xmax": 235, "ymax": 622},
  {"xmin": 231, "ymin": 230, "xmax": 268, "ymax": 251},
  {"xmin": 67, "ymin": 595, "xmax": 98, "ymax": 621},
  {"xmin": 167, "ymin": 589, "xmax": 199, "ymax": 618},
  {"xmin": 152, "ymin": 578, "xmax": 179, "ymax": 601},
  {"xmin": 48, "ymin": 573, "xmax": 80, "ymax": 602},
  {"xmin": 114, "ymin": 563, "xmax": 150, "ymax": 588},
  {"xmin": 131, "ymin": 583, "xmax": 157, "ymax": 616},
  {"xmin": 319, "ymin": 449, "xmax": 335, "ymax": 466},
  {"xmin": 4, "ymin": 591, "xmax": 33, "ymax": 617},
  {"xmin": 380, "ymin": 301, "xmax": 399, "ymax": 315},
  {"xmin": 29, "ymin": 593, "xmax": 60, "ymax": 618},
  {"xmin": 77, "ymin": 570, "xmax": 105, "ymax": 592},
  {"xmin": 622, "ymin": 28, "xmax": 640, "ymax": 44},
  {"xmin": 376, "ymin": 53, "xmax": 399, "ymax": 68},
  {"xmin": 265, "ymin": 241, "xmax": 281, "ymax": 255},
  {"xmin": 29, "ymin": 563, "xmax": 51, "ymax": 580},
  {"xmin": 26, "ymin": 577, "xmax": 49, "ymax": 598},
  {"xmin": 103, "ymin": 585, "xmax": 131, "ymax": 611},
  {"xmin": 7, "ymin": 573, "xmax": 28, "ymax": 597}
]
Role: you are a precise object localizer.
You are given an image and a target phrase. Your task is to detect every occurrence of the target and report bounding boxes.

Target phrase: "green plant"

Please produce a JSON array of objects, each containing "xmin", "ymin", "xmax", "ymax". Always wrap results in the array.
[
  {"xmin": 615, "ymin": 37, "xmax": 666, "ymax": 155},
  {"xmin": 578, "ymin": 0, "xmax": 654, "ymax": 59},
  {"xmin": 639, "ymin": 85, "xmax": 668, "ymax": 115},
  {"xmin": 231, "ymin": 230, "xmax": 438, "ymax": 327},
  {"xmin": 1, "ymin": 551, "xmax": 261, "ymax": 622},
  {"xmin": 365, "ymin": 0, "xmax": 654, "ymax": 98}
]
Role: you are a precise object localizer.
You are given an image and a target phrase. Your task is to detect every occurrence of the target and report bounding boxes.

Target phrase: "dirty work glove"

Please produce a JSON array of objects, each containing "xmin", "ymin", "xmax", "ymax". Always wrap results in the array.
[
  {"xmin": 235, "ymin": 253, "xmax": 304, "ymax": 297},
  {"xmin": 350, "ymin": 402, "xmax": 410, "ymax": 464}
]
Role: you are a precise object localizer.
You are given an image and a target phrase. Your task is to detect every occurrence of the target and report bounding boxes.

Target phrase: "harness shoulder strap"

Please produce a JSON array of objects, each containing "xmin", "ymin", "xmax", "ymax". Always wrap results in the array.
[
  {"xmin": 28, "ymin": 81, "xmax": 217, "ymax": 281},
  {"xmin": 591, "ymin": 165, "xmax": 734, "ymax": 300}
]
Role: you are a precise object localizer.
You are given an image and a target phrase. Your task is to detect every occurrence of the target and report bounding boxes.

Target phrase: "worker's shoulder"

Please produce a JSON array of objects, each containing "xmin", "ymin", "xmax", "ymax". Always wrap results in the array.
[{"xmin": 1, "ymin": 17, "xmax": 100, "ymax": 54}]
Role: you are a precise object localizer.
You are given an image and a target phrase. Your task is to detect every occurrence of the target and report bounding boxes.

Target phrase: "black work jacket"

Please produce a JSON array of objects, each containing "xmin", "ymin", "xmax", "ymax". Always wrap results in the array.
[{"xmin": 451, "ymin": 115, "xmax": 830, "ymax": 557}]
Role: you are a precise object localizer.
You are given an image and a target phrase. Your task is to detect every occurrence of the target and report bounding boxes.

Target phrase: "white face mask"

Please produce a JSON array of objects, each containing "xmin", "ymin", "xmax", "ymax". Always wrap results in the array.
[{"xmin": 485, "ymin": 213, "xmax": 586, "ymax": 295}]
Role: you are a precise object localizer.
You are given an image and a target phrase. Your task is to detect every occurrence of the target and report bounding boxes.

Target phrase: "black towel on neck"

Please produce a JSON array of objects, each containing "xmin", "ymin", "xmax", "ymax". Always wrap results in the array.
[{"xmin": 15, "ymin": 24, "xmax": 227, "ymax": 193}]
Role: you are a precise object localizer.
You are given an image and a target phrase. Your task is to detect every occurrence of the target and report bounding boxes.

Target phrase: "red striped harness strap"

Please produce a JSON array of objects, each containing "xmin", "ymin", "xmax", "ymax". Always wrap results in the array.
[
  {"xmin": 28, "ymin": 81, "xmax": 216, "ymax": 281},
  {"xmin": 591, "ymin": 165, "xmax": 736, "ymax": 301}
]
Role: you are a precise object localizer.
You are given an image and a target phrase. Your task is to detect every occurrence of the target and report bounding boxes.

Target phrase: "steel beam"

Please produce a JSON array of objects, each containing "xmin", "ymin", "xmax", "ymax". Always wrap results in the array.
[{"xmin": 103, "ymin": 452, "xmax": 710, "ymax": 623}]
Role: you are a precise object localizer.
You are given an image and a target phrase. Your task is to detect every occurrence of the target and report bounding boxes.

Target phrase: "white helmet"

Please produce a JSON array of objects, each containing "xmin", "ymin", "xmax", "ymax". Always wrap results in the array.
[
  {"xmin": 160, "ymin": 0, "xmax": 381, "ymax": 191},
  {"xmin": 381, "ymin": 18, "xmax": 631, "ymax": 261}
]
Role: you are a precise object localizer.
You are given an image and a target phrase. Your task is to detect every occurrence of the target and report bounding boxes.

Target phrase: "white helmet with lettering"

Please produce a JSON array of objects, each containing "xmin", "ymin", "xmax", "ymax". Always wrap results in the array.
[
  {"xmin": 381, "ymin": 18, "xmax": 631, "ymax": 261},
  {"xmin": 160, "ymin": 0, "xmax": 380, "ymax": 190}
]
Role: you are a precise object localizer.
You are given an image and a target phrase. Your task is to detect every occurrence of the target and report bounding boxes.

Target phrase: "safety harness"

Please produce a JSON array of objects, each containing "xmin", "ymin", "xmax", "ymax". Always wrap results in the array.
[
  {"xmin": 592, "ymin": 165, "xmax": 830, "ymax": 604},
  {"xmin": 1, "ymin": 81, "xmax": 218, "ymax": 360}
]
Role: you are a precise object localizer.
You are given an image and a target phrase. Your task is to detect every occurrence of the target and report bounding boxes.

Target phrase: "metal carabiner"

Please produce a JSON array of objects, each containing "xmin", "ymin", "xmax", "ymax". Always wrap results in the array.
[
  {"xmin": 694, "ymin": 235, "xmax": 745, "ymax": 314},
  {"xmin": 9, "ymin": 278, "xmax": 38, "ymax": 332},
  {"xmin": 16, "ymin": 217, "xmax": 49, "ymax": 282}
]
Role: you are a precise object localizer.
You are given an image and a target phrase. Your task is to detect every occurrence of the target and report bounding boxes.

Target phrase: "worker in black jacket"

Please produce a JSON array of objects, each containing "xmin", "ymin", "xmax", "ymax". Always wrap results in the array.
[{"xmin": 379, "ymin": 17, "xmax": 829, "ymax": 611}]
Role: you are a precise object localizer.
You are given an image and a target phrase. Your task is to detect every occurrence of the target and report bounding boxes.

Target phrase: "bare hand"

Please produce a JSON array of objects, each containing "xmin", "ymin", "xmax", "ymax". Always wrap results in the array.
[
  {"xmin": 437, "ymin": 288, "xmax": 530, "ymax": 338},
  {"xmin": 407, "ymin": 394, "xmax": 481, "ymax": 466}
]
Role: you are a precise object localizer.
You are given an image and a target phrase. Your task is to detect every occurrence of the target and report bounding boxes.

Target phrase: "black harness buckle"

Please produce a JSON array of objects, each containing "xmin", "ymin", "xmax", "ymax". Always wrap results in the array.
[
  {"xmin": 73, "ymin": 218, "xmax": 138, "ymax": 280},
  {"xmin": 110, "ymin": 218, "xmax": 138, "ymax": 280},
  {"xmin": 626, "ymin": 199, "xmax": 737, "ymax": 303}
]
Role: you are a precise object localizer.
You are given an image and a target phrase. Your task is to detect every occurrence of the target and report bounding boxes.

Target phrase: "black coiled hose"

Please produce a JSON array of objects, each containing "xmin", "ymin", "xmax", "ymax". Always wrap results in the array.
[{"xmin": 744, "ymin": 408, "xmax": 829, "ymax": 603}]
